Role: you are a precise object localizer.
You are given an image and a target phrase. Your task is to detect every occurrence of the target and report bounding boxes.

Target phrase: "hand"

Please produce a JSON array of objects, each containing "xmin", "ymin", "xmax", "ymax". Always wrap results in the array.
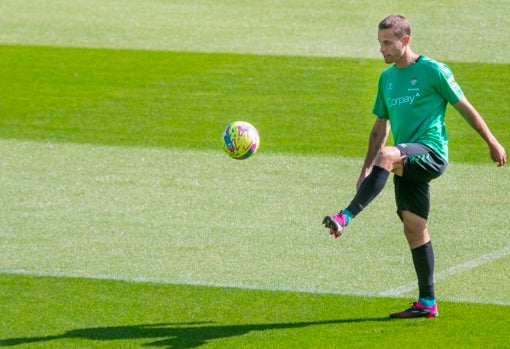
[{"xmin": 489, "ymin": 141, "xmax": 506, "ymax": 167}]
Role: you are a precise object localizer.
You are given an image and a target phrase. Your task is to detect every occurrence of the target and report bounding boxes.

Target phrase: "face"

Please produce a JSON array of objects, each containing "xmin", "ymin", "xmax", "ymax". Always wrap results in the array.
[{"xmin": 378, "ymin": 28, "xmax": 408, "ymax": 64}]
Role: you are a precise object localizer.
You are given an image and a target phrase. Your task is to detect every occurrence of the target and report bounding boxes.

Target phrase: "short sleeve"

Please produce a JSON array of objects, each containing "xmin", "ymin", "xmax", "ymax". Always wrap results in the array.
[
  {"xmin": 437, "ymin": 63, "xmax": 464, "ymax": 105},
  {"xmin": 372, "ymin": 74, "xmax": 389, "ymax": 119}
]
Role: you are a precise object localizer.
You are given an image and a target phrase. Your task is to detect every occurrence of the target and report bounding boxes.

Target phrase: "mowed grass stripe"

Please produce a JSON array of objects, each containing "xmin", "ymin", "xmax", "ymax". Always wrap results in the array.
[
  {"xmin": 1, "ymin": 0, "xmax": 509, "ymax": 63},
  {"xmin": 0, "ymin": 273, "xmax": 509, "ymax": 348},
  {"xmin": 381, "ymin": 246, "xmax": 510, "ymax": 304},
  {"xmin": 1, "ymin": 45, "xmax": 509, "ymax": 163},
  {"xmin": 1, "ymin": 139, "xmax": 508, "ymax": 305}
]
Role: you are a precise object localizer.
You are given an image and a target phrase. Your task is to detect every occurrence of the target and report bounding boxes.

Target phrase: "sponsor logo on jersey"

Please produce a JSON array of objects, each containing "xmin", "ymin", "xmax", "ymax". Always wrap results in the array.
[{"xmin": 387, "ymin": 92, "xmax": 421, "ymax": 107}]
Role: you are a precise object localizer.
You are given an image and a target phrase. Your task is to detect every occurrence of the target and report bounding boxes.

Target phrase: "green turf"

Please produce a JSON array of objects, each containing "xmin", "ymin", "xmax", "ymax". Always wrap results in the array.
[
  {"xmin": 1, "ymin": 46, "xmax": 508, "ymax": 162},
  {"xmin": 1, "ymin": 1, "xmax": 509, "ymax": 348},
  {"xmin": 0, "ymin": 139, "xmax": 508, "ymax": 303},
  {"xmin": 1, "ymin": 0, "xmax": 509, "ymax": 63},
  {"xmin": 0, "ymin": 274, "xmax": 508, "ymax": 348}
]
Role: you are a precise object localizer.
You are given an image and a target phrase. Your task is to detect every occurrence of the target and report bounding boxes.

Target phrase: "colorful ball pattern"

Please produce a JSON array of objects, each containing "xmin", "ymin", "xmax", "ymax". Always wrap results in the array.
[{"xmin": 222, "ymin": 121, "xmax": 260, "ymax": 160}]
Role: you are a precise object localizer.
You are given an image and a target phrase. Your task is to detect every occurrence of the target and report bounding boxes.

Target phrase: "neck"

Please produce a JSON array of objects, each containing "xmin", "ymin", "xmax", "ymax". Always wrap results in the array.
[{"xmin": 395, "ymin": 50, "xmax": 420, "ymax": 69}]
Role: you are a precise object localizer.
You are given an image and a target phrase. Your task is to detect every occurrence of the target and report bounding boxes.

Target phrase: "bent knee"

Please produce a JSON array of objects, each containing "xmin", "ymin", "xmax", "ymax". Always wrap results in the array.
[{"xmin": 374, "ymin": 146, "xmax": 404, "ymax": 171}]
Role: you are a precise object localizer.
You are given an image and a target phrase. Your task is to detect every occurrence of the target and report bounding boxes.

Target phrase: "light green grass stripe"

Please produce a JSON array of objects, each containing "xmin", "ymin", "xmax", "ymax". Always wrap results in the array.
[
  {"xmin": 380, "ymin": 245, "xmax": 510, "ymax": 304},
  {"xmin": 0, "ymin": 0, "xmax": 509, "ymax": 63},
  {"xmin": 1, "ymin": 139, "xmax": 508, "ymax": 305}
]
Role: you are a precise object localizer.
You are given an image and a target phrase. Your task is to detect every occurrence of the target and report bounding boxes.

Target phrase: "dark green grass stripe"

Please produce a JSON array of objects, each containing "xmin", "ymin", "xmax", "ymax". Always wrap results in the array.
[
  {"xmin": 0, "ymin": 273, "xmax": 508, "ymax": 348},
  {"xmin": 1, "ymin": 45, "xmax": 508, "ymax": 162}
]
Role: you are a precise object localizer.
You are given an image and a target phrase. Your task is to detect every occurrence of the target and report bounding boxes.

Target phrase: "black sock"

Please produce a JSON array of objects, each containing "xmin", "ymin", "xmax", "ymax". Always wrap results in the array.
[
  {"xmin": 411, "ymin": 241, "xmax": 435, "ymax": 300},
  {"xmin": 346, "ymin": 166, "xmax": 389, "ymax": 217}
]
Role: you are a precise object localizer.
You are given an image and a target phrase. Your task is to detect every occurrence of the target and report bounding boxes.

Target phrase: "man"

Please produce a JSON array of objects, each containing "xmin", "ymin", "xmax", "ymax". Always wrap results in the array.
[{"xmin": 322, "ymin": 15, "xmax": 506, "ymax": 318}]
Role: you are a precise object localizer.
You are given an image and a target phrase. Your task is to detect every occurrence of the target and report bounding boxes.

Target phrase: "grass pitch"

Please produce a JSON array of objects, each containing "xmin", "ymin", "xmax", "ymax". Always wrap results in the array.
[
  {"xmin": 0, "ymin": 138, "xmax": 508, "ymax": 304},
  {"xmin": 1, "ymin": 46, "xmax": 508, "ymax": 161},
  {"xmin": 1, "ymin": 0, "xmax": 509, "ymax": 63},
  {"xmin": 0, "ymin": 274, "xmax": 509, "ymax": 348},
  {"xmin": 0, "ymin": 1, "xmax": 509, "ymax": 348}
]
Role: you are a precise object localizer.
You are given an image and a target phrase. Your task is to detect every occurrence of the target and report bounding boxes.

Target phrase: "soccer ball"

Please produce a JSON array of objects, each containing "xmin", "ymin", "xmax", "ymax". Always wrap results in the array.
[{"xmin": 222, "ymin": 121, "xmax": 260, "ymax": 160}]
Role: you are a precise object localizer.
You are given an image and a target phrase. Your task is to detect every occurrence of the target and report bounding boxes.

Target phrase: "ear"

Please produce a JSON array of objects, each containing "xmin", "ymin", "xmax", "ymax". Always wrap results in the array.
[{"xmin": 402, "ymin": 35, "xmax": 411, "ymax": 45}]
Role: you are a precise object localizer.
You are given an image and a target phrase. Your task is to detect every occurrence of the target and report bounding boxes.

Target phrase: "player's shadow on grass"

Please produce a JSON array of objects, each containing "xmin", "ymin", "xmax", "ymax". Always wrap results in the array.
[{"xmin": 0, "ymin": 317, "xmax": 389, "ymax": 348}]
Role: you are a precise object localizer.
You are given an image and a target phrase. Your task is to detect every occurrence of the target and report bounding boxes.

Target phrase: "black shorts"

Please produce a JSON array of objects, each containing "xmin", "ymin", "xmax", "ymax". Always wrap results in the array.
[{"xmin": 393, "ymin": 143, "xmax": 448, "ymax": 220}]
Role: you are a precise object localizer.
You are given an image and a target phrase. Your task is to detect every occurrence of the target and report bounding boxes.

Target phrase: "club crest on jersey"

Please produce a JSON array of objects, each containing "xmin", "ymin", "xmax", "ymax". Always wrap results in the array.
[{"xmin": 408, "ymin": 77, "xmax": 419, "ymax": 91}]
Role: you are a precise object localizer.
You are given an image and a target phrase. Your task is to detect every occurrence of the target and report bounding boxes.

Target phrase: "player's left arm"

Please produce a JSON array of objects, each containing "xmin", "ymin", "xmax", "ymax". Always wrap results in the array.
[{"xmin": 453, "ymin": 96, "xmax": 506, "ymax": 167}]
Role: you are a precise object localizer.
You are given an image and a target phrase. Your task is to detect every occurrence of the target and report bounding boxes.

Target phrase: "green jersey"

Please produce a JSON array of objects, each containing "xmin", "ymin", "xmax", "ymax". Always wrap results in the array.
[{"xmin": 372, "ymin": 55, "xmax": 464, "ymax": 161}]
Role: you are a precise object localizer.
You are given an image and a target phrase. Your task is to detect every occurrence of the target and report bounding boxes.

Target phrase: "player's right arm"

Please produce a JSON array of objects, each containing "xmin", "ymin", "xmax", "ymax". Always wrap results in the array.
[{"xmin": 356, "ymin": 117, "xmax": 390, "ymax": 190}]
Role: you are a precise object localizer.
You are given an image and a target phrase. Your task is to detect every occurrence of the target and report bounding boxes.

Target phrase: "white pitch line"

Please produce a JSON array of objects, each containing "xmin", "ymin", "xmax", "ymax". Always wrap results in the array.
[
  {"xmin": 2, "ymin": 245, "xmax": 509, "ymax": 305},
  {"xmin": 379, "ymin": 245, "xmax": 510, "ymax": 297}
]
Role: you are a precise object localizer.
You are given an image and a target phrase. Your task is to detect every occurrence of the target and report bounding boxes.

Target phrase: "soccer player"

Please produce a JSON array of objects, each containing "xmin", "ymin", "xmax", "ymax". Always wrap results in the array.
[{"xmin": 323, "ymin": 15, "xmax": 506, "ymax": 318}]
